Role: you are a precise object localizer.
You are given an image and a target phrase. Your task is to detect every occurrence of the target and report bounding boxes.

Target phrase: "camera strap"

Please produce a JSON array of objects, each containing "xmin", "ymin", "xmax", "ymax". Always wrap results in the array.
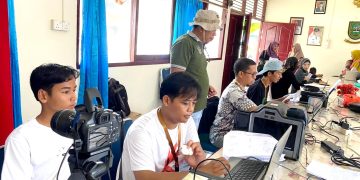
[{"xmin": 157, "ymin": 108, "xmax": 181, "ymax": 172}]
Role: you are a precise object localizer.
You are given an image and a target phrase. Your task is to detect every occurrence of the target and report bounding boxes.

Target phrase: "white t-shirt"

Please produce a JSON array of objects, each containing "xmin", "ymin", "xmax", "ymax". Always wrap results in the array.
[
  {"xmin": 1, "ymin": 119, "xmax": 73, "ymax": 180},
  {"xmin": 121, "ymin": 108, "xmax": 199, "ymax": 180}
]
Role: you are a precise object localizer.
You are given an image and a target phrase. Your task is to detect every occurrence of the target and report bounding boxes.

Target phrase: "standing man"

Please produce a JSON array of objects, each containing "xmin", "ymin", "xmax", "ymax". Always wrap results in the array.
[{"xmin": 170, "ymin": 9, "xmax": 222, "ymax": 129}]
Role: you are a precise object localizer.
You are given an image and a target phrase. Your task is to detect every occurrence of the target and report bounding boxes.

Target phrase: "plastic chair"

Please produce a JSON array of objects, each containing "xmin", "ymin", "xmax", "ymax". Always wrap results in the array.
[{"xmin": 159, "ymin": 68, "xmax": 171, "ymax": 87}]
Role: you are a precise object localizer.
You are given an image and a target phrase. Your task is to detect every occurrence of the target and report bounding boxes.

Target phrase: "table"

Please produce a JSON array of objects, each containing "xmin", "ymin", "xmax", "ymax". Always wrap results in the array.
[{"xmin": 210, "ymin": 99, "xmax": 360, "ymax": 179}]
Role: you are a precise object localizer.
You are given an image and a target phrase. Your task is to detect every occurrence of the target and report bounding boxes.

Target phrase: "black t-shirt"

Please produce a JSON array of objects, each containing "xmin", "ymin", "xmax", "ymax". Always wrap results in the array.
[
  {"xmin": 247, "ymin": 79, "xmax": 268, "ymax": 105},
  {"xmin": 271, "ymin": 69, "xmax": 301, "ymax": 99}
]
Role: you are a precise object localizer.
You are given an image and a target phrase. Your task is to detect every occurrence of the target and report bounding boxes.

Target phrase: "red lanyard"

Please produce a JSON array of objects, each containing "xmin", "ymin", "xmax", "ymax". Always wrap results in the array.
[{"xmin": 157, "ymin": 108, "xmax": 181, "ymax": 172}]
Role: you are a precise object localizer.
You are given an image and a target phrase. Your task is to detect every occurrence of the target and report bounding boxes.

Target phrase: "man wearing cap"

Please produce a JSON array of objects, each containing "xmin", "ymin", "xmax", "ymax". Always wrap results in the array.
[
  {"xmin": 247, "ymin": 60, "xmax": 283, "ymax": 105},
  {"xmin": 170, "ymin": 9, "xmax": 222, "ymax": 129}
]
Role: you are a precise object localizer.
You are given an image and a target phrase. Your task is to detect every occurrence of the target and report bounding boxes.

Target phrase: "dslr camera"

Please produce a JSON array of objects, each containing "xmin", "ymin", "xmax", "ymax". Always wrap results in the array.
[{"xmin": 51, "ymin": 88, "xmax": 122, "ymax": 179}]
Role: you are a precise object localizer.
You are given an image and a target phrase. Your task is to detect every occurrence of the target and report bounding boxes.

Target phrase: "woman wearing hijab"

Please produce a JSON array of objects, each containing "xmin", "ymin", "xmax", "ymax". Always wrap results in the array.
[
  {"xmin": 289, "ymin": 43, "xmax": 304, "ymax": 62},
  {"xmin": 350, "ymin": 50, "xmax": 360, "ymax": 72},
  {"xmin": 294, "ymin": 58, "xmax": 312, "ymax": 85},
  {"xmin": 271, "ymin": 57, "xmax": 302, "ymax": 99},
  {"xmin": 258, "ymin": 42, "xmax": 280, "ymax": 72}
]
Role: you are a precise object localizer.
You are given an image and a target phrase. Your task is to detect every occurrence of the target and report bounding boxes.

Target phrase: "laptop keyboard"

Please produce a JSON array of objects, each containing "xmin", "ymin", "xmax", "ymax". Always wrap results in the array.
[{"xmin": 225, "ymin": 159, "xmax": 267, "ymax": 180}]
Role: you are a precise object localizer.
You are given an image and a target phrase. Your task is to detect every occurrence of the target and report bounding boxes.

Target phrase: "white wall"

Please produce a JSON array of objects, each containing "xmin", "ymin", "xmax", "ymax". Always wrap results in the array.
[
  {"xmin": 265, "ymin": 0, "xmax": 360, "ymax": 78},
  {"xmin": 15, "ymin": 0, "xmax": 78, "ymax": 121},
  {"xmin": 15, "ymin": 0, "xmax": 225, "ymax": 120},
  {"xmin": 108, "ymin": 61, "xmax": 224, "ymax": 114}
]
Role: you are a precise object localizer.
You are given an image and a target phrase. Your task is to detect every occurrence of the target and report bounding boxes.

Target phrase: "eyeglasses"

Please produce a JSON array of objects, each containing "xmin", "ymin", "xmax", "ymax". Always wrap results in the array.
[{"xmin": 243, "ymin": 71, "xmax": 258, "ymax": 77}]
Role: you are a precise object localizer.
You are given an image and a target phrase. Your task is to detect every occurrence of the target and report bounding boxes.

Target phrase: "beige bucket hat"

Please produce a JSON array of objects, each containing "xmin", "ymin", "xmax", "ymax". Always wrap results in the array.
[{"xmin": 189, "ymin": 9, "xmax": 222, "ymax": 31}]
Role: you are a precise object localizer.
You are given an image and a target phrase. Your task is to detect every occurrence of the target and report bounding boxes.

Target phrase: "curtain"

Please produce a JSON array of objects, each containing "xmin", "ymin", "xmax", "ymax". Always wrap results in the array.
[
  {"xmin": 8, "ymin": 0, "xmax": 22, "ymax": 128},
  {"xmin": 0, "ymin": 0, "xmax": 14, "ymax": 145},
  {"xmin": 172, "ymin": 0, "xmax": 203, "ymax": 44},
  {"xmin": 78, "ymin": 0, "xmax": 109, "ymax": 108}
]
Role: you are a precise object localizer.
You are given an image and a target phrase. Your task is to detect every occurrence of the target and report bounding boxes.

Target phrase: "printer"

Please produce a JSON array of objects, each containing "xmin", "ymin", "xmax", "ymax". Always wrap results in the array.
[{"xmin": 233, "ymin": 101, "xmax": 307, "ymax": 160}]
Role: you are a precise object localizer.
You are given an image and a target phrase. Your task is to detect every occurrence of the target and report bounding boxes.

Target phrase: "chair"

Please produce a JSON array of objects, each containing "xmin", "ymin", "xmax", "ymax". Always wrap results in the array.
[
  {"xmin": 159, "ymin": 68, "xmax": 171, "ymax": 87},
  {"xmin": 103, "ymin": 120, "xmax": 133, "ymax": 180},
  {"xmin": 198, "ymin": 96, "xmax": 220, "ymax": 153},
  {"xmin": 0, "ymin": 145, "xmax": 4, "ymax": 176}
]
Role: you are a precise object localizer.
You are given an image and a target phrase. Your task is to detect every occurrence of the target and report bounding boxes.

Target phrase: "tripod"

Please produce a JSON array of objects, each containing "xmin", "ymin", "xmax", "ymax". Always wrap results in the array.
[{"xmin": 68, "ymin": 146, "xmax": 113, "ymax": 180}]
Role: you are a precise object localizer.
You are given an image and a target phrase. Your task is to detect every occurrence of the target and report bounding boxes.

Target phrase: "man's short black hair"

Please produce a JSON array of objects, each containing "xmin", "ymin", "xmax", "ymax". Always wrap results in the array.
[
  {"xmin": 30, "ymin": 63, "xmax": 79, "ymax": 101},
  {"xmin": 160, "ymin": 72, "xmax": 201, "ymax": 100},
  {"xmin": 233, "ymin": 58, "xmax": 256, "ymax": 76}
]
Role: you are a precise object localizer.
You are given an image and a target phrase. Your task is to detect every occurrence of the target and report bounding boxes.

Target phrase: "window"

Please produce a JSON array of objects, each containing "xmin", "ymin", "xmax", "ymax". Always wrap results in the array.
[
  {"xmin": 77, "ymin": 0, "xmax": 227, "ymax": 67},
  {"xmin": 206, "ymin": 4, "xmax": 224, "ymax": 59},
  {"xmin": 106, "ymin": 0, "xmax": 173, "ymax": 65}
]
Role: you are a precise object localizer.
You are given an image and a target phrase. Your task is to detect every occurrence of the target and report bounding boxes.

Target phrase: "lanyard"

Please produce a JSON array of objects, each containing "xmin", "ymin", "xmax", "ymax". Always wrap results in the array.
[{"xmin": 157, "ymin": 108, "xmax": 181, "ymax": 172}]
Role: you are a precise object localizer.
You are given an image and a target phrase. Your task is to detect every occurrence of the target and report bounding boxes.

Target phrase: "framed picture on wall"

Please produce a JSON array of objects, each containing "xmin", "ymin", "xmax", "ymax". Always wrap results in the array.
[
  {"xmin": 290, "ymin": 17, "xmax": 304, "ymax": 35},
  {"xmin": 307, "ymin": 26, "xmax": 324, "ymax": 46},
  {"xmin": 314, "ymin": 0, "xmax": 327, "ymax": 14}
]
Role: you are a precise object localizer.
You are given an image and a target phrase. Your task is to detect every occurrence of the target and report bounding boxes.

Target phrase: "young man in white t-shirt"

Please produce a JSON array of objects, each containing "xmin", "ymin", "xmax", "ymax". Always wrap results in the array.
[
  {"xmin": 1, "ymin": 64, "xmax": 79, "ymax": 180},
  {"xmin": 121, "ymin": 72, "xmax": 230, "ymax": 180}
]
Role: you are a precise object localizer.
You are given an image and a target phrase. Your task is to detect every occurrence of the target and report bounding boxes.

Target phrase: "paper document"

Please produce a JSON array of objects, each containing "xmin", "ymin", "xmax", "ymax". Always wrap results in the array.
[
  {"xmin": 307, "ymin": 160, "xmax": 360, "ymax": 180},
  {"xmin": 223, "ymin": 131, "xmax": 277, "ymax": 162},
  {"xmin": 306, "ymin": 73, "xmax": 313, "ymax": 79},
  {"xmin": 283, "ymin": 91, "xmax": 301, "ymax": 103}
]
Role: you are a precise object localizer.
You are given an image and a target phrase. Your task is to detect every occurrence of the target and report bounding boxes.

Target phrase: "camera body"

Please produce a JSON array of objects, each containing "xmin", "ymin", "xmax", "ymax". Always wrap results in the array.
[
  {"xmin": 51, "ymin": 88, "xmax": 121, "ymax": 153},
  {"xmin": 51, "ymin": 88, "xmax": 122, "ymax": 179}
]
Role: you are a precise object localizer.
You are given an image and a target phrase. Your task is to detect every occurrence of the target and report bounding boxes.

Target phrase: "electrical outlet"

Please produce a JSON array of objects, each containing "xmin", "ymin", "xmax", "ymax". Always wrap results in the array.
[{"xmin": 50, "ymin": 19, "xmax": 70, "ymax": 31}]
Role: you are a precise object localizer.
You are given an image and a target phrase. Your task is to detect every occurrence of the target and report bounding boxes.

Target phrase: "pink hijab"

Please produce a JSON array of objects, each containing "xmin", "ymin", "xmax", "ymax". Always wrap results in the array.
[{"xmin": 293, "ymin": 43, "xmax": 304, "ymax": 61}]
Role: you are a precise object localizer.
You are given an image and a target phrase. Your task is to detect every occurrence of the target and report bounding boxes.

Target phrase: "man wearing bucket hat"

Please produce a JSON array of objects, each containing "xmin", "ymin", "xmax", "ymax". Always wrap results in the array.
[
  {"xmin": 170, "ymin": 9, "xmax": 222, "ymax": 129},
  {"xmin": 247, "ymin": 59, "xmax": 283, "ymax": 105}
]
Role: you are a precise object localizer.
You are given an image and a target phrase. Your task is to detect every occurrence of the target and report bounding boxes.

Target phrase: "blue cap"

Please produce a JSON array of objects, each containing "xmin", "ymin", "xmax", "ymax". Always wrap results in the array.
[{"xmin": 258, "ymin": 59, "xmax": 283, "ymax": 75}]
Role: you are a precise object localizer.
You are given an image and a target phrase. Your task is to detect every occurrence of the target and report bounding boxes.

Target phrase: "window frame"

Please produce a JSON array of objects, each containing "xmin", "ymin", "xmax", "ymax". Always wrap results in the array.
[{"xmin": 76, "ymin": 0, "xmax": 227, "ymax": 67}]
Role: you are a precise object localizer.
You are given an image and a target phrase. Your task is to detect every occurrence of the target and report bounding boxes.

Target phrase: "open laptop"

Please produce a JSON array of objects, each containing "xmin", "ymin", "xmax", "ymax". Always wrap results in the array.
[
  {"xmin": 194, "ymin": 126, "xmax": 292, "ymax": 180},
  {"xmin": 306, "ymin": 79, "xmax": 341, "ymax": 116}
]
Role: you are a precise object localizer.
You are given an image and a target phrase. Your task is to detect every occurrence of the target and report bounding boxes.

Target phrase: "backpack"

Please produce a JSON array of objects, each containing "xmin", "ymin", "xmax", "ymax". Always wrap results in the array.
[{"xmin": 108, "ymin": 78, "xmax": 131, "ymax": 117}]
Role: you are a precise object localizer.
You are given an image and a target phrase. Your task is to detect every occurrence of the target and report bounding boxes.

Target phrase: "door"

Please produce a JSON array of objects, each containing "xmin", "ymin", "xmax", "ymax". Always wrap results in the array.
[
  {"xmin": 221, "ymin": 13, "xmax": 251, "ymax": 92},
  {"xmin": 257, "ymin": 22, "xmax": 295, "ymax": 61}
]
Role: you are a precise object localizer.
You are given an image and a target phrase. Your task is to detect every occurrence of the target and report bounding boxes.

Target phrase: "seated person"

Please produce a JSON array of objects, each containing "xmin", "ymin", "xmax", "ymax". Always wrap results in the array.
[
  {"xmin": 350, "ymin": 49, "xmax": 360, "ymax": 72},
  {"xmin": 271, "ymin": 57, "xmax": 301, "ymax": 99},
  {"xmin": 309, "ymin": 67, "xmax": 323, "ymax": 83},
  {"xmin": 2, "ymin": 64, "xmax": 79, "ymax": 180},
  {"xmin": 342, "ymin": 59, "xmax": 354, "ymax": 76},
  {"xmin": 120, "ymin": 72, "xmax": 230, "ymax": 180},
  {"xmin": 209, "ymin": 58, "xmax": 258, "ymax": 148},
  {"xmin": 294, "ymin": 58, "xmax": 313, "ymax": 85},
  {"xmin": 247, "ymin": 59, "xmax": 283, "ymax": 105}
]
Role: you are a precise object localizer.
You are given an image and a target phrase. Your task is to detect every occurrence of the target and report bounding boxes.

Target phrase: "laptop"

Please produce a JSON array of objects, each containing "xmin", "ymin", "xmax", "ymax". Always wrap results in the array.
[
  {"xmin": 306, "ymin": 79, "xmax": 341, "ymax": 118},
  {"xmin": 194, "ymin": 126, "xmax": 292, "ymax": 180}
]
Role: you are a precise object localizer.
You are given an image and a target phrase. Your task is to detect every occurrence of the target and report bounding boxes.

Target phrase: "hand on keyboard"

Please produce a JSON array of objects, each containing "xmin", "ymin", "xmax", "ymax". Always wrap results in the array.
[{"xmin": 197, "ymin": 157, "xmax": 231, "ymax": 177}]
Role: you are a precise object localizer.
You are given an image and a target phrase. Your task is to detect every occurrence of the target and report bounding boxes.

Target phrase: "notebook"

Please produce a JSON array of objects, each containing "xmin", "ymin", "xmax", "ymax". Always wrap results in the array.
[{"xmin": 194, "ymin": 126, "xmax": 292, "ymax": 180}]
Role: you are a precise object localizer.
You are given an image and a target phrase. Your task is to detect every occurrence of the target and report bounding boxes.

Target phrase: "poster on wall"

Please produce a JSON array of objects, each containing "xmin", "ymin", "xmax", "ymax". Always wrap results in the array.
[
  {"xmin": 290, "ymin": 17, "xmax": 304, "ymax": 35},
  {"xmin": 314, "ymin": 0, "xmax": 327, "ymax": 14},
  {"xmin": 307, "ymin": 26, "xmax": 324, "ymax": 46}
]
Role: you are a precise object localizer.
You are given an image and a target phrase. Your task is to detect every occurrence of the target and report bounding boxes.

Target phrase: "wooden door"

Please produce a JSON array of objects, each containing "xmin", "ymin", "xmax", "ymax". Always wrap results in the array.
[
  {"xmin": 257, "ymin": 22, "xmax": 295, "ymax": 61},
  {"xmin": 221, "ymin": 13, "xmax": 247, "ymax": 92}
]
